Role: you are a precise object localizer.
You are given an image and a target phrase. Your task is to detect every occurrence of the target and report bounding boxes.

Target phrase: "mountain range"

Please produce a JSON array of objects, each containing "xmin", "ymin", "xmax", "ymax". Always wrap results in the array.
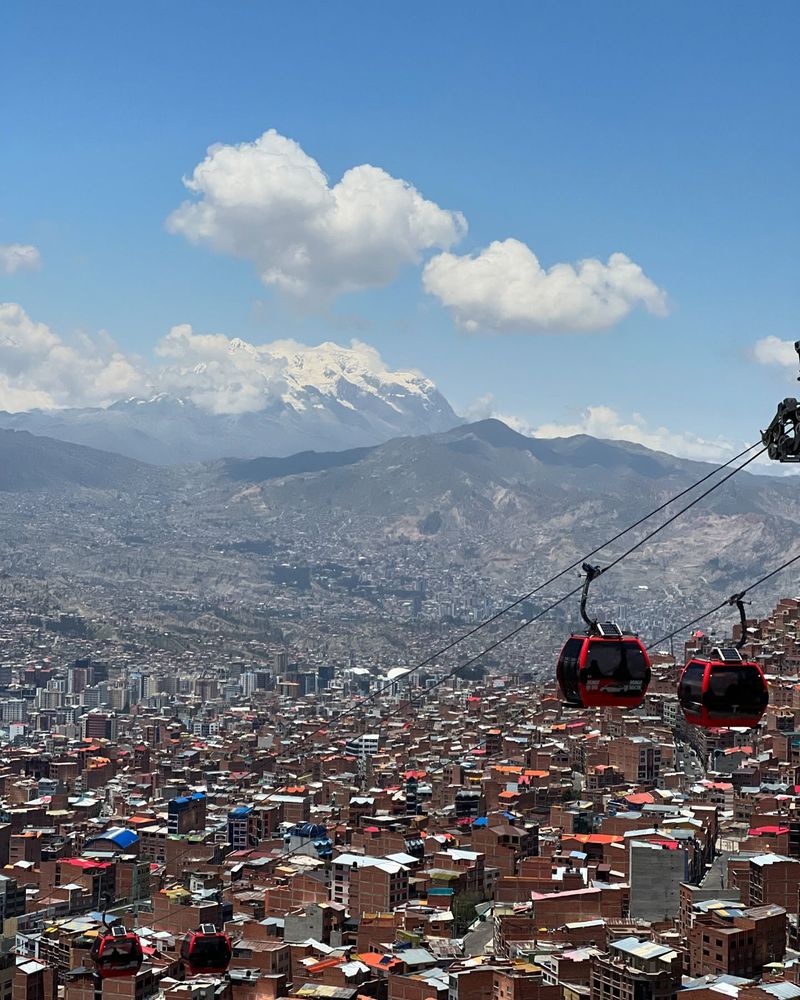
[
  {"xmin": 1, "ymin": 418, "xmax": 798, "ymax": 618},
  {"xmin": 212, "ymin": 419, "xmax": 800, "ymax": 601},
  {"xmin": 0, "ymin": 341, "xmax": 460, "ymax": 463}
]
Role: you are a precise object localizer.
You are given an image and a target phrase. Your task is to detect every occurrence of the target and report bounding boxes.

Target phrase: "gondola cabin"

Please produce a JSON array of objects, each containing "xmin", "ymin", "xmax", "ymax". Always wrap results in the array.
[
  {"xmin": 678, "ymin": 647, "xmax": 768, "ymax": 729},
  {"xmin": 181, "ymin": 925, "xmax": 233, "ymax": 976},
  {"xmin": 90, "ymin": 926, "xmax": 144, "ymax": 979},
  {"xmin": 556, "ymin": 623, "xmax": 651, "ymax": 709}
]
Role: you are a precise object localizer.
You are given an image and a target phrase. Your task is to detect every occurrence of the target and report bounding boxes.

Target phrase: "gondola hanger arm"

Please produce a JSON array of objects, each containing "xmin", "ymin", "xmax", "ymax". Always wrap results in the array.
[
  {"xmin": 580, "ymin": 563, "xmax": 603, "ymax": 632},
  {"xmin": 728, "ymin": 591, "xmax": 751, "ymax": 650}
]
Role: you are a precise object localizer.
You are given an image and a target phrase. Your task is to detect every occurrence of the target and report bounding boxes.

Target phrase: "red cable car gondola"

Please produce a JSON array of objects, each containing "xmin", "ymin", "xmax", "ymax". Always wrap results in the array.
[
  {"xmin": 678, "ymin": 594, "xmax": 769, "ymax": 729},
  {"xmin": 556, "ymin": 564, "xmax": 652, "ymax": 709},
  {"xmin": 180, "ymin": 924, "xmax": 233, "ymax": 976},
  {"xmin": 90, "ymin": 925, "xmax": 144, "ymax": 979}
]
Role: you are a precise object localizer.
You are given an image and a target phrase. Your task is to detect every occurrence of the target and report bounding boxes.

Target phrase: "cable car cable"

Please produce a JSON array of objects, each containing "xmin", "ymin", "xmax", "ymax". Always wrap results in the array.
[
  {"xmin": 340, "ymin": 445, "xmax": 768, "ymax": 735},
  {"xmin": 273, "ymin": 443, "xmax": 765, "ymax": 759},
  {"xmin": 167, "ymin": 543, "xmax": 797, "ymax": 872},
  {"xmin": 584, "ymin": 447, "xmax": 766, "ymax": 584},
  {"xmin": 647, "ymin": 548, "xmax": 800, "ymax": 652},
  {"xmin": 341, "ymin": 441, "xmax": 761, "ymax": 702}
]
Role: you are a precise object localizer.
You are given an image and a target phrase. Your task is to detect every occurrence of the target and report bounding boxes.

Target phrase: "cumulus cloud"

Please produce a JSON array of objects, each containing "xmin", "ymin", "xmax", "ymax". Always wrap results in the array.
[
  {"xmin": 0, "ymin": 244, "xmax": 41, "ymax": 274},
  {"xmin": 753, "ymin": 335, "xmax": 799, "ymax": 370},
  {"xmin": 423, "ymin": 238, "xmax": 668, "ymax": 333},
  {"xmin": 533, "ymin": 406, "xmax": 736, "ymax": 462},
  {"xmin": 167, "ymin": 129, "xmax": 466, "ymax": 302},
  {"xmin": 0, "ymin": 303, "xmax": 145, "ymax": 411},
  {"xmin": 466, "ymin": 394, "xmax": 738, "ymax": 463},
  {"xmin": 0, "ymin": 305, "xmax": 297, "ymax": 415},
  {"xmin": 462, "ymin": 393, "xmax": 535, "ymax": 435}
]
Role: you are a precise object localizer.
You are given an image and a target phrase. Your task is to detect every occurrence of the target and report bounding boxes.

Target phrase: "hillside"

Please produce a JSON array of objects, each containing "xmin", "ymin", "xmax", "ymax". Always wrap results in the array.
[
  {"xmin": 210, "ymin": 419, "xmax": 800, "ymax": 605},
  {"xmin": 0, "ymin": 429, "xmax": 152, "ymax": 492},
  {"xmin": 0, "ymin": 421, "xmax": 797, "ymax": 645}
]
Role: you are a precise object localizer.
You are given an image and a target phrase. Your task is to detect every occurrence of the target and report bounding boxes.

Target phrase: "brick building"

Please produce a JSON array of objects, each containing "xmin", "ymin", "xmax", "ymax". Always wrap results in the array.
[
  {"xmin": 607, "ymin": 738, "xmax": 663, "ymax": 786},
  {"xmin": 331, "ymin": 854, "xmax": 408, "ymax": 915},
  {"xmin": 687, "ymin": 902, "xmax": 786, "ymax": 977},
  {"xmin": 590, "ymin": 937, "xmax": 682, "ymax": 1000},
  {"xmin": 747, "ymin": 854, "xmax": 800, "ymax": 910}
]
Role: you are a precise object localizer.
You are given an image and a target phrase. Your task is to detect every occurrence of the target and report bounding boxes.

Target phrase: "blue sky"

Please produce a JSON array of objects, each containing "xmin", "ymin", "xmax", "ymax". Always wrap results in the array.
[{"xmin": 2, "ymin": 1, "xmax": 799, "ymax": 459}]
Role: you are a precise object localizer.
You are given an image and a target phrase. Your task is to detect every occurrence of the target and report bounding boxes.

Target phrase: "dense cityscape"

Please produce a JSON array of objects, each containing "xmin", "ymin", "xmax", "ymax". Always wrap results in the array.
[
  {"xmin": 0, "ymin": 581, "xmax": 796, "ymax": 1000},
  {"xmin": 4, "ymin": 5, "xmax": 800, "ymax": 1000}
]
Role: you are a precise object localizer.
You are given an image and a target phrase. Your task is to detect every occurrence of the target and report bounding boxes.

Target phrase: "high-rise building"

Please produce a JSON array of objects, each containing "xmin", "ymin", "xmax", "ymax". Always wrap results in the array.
[
  {"xmin": 607, "ymin": 736, "xmax": 663, "ymax": 784},
  {"xmin": 0, "ymin": 701, "xmax": 27, "ymax": 724},
  {"xmin": 331, "ymin": 854, "xmax": 409, "ymax": 913},
  {"xmin": 228, "ymin": 805, "xmax": 254, "ymax": 851},
  {"xmin": 82, "ymin": 710, "xmax": 117, "ymax": 741},
  {"xmin": 168, "ymin": 793, "xmax": 207, "ymax": 835},
  {"xmin": 67, "ymin": 665, "xmax": 87, "ymax": 695}
]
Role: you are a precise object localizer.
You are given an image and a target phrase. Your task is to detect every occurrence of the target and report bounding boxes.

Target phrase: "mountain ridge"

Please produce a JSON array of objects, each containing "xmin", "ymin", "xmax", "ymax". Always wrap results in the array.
[{"xmin": 1, "ymin": 419, "xmax": 798, "ymax": 611}]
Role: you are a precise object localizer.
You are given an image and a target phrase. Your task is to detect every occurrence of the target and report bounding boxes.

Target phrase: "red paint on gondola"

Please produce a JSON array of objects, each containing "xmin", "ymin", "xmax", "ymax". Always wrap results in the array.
[
  {"xmin": 677, "ymin": 652, "xmax": 768, "ymax": 729},
  {"xmin": 90, "ymin": 927, "xmax": 144, "ymax": 979},
  {"xmin": 180, "ymin": 926, "xmax": 233, "ymax": 976},
  {"xmin": 556, "ymin": 633, "xmax": 652, "ymax": 709}
]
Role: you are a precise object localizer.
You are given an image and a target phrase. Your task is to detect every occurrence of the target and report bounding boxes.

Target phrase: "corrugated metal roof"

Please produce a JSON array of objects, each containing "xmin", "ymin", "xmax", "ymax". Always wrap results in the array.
[
  {"xmin": 761, "ymin": 983, "xmax": 800, "ymax": 1000},
  {"xmin": 611, "ymin": 937, "xmax": 675, "ymax": 960}
]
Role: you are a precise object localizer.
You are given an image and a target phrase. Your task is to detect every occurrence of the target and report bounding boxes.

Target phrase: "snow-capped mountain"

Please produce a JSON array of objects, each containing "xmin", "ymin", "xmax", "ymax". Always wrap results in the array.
[{"xmin": 0, "ymin": 341, "xmax": 460, "ymax": 463}]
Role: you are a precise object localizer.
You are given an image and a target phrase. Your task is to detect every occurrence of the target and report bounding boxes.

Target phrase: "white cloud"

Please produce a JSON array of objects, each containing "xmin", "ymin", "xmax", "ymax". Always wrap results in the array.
[
  {"xmin": 533, "ymin": 406, "xmax": 736, "ymax": 462},
  {"xmin": 0, "ymin": 303, "xmax": 788, "ymax": 474},
  {"xmin": 0, "ymin": 303, "xmax": 145, "ymax": 412},
  {"xmin": 423, "ymin": 238, "xmax": 667, "ymax": 333},
  {"xmin": 753, "ymin": 335, "xmax": 799, "ymax": 370},
  {"xmin": 0, "ymin": 244, "xmax": 41, "ymax": 275},
  {"xmin": 0, "ymin": 306, "xmax": 298, "ymax": 415},
  {"xmin": 465, "ymin": 395, "xmax": 738, "ymax": 463},
  {"xmin": 167, "ymin": 129, "xmax": 466, "ymax": 302},
  {"xmin": 153, "ymin": 323, "xmax": 290, "ymax": 415}
]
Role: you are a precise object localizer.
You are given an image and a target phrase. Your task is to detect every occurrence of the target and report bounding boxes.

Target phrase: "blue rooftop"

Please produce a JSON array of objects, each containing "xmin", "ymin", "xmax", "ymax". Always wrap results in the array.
[
  {"xmin": 171, "ymin": 792, "xmax": 205, "ymax": 806},
  {"xmin": 86, "ymin": 827, "xmax": 139, "ymax": 849}
]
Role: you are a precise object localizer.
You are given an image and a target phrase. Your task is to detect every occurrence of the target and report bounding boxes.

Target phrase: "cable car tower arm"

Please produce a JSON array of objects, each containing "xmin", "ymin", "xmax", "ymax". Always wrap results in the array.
[{"xmin": 761, "ymin": 340, "xmax": 800, "ymax": 462}]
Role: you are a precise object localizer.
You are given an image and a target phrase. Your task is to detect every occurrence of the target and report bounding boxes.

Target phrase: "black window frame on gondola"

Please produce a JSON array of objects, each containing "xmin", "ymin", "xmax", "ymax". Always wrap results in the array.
[
  {"xmin": 679, "ymin": 661, "xmax": 705, "ymax": 712},
  {"xmin": 558, "ymin": 637, "xmax": 584, "ymax": 705},
  {"xmin": 704, "ymin": 665, "xmax": 770, "ymax": 720}
]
